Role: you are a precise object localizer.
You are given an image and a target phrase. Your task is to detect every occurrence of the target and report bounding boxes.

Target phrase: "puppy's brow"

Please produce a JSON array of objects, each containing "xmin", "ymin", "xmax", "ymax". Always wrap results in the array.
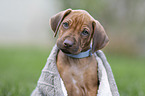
[{"xmin": 70, "ymin": 13, "xmax": 88, "ymax": 30}]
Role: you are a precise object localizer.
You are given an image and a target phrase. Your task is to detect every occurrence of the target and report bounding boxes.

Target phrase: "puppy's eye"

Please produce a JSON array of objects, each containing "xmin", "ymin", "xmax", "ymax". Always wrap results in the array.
[
  {"xmin": 63, "ymin": 22, "xmax": 69, "ymax": 29},
  {"xmin": 82, "ymin": 30, "xmax": 89, "ymax": 36}
]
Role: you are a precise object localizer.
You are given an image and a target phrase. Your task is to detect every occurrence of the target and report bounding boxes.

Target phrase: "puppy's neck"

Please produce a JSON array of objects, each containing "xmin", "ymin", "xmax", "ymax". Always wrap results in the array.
[
  {"xmin": 65, "ymin": 48, "xmax": 92, "ymax": 59},
  {"xmin": 57, "ymin": 50, "xmax": 96, "ymax": 68}
]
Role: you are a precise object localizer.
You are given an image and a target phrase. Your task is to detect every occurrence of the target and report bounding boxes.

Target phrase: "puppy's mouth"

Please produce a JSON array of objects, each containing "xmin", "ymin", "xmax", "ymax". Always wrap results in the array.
[
  {"xmin": 57, "ymin": 38, "xmax": 80, "ymax": 54},
  {"xmin": 60, "ymin": 49, "xmax": 71, "ymax": 54},
  {"xmin": 58, "ymin": 47, "xmax": 80, "ymax": 55}
]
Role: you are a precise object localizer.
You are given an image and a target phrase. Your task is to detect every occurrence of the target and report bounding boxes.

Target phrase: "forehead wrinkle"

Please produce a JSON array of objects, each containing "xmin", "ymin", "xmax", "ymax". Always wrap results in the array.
[{"xmin": 71, "ymin": 13, "xmax": 87, "ymax": 32}]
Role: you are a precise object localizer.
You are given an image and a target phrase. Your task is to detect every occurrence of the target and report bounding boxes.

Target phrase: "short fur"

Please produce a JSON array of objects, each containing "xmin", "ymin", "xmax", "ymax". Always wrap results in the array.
[{"xmin": 50, "ymin": 9, "xmax": 109, "ymax": 96}]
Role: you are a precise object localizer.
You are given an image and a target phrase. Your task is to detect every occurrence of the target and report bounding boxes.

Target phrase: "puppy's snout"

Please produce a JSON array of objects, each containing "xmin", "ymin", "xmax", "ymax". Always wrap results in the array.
[{"xmin": 63, "ymin": 39, "xmax": 74, "ymax": 48}]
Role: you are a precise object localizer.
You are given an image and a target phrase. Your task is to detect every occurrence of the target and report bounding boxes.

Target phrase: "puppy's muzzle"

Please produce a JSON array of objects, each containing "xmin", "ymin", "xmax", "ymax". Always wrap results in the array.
[
  {"xmin": 57, "ymin": 37, "xmax": 79, "ymax": 54},
  {"xmin": 63, "ymin": 39, "xmax": 74, "ymax": 48}
]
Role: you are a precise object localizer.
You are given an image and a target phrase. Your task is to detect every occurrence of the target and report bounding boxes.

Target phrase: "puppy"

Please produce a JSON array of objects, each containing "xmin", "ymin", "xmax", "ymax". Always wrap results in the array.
[{"xmin": 50, "ymin": 9, "xmax": 109, "ymax": 96}]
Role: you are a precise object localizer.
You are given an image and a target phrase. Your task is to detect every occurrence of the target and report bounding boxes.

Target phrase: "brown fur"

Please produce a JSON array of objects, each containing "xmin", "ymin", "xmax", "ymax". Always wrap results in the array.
[{"xmin": 50, "ymin": 9, "xmax": 109, "ymax": 96}]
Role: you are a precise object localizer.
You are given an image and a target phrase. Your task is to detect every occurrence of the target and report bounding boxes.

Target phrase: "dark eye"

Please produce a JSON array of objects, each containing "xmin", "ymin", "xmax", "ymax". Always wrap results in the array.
[
  {"xmin": 63, "ymin": 22, "xmax": 69, "ymax": 29},
  {"xmin": 82, "ymin": 30, "xmax": 89, "ymax": 36}
]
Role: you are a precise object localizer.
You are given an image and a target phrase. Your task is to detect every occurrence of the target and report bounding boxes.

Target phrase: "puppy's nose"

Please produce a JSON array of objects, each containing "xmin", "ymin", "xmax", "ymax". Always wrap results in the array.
[{"xmin": 63, "ymin": 39, "xmax": 74, "ymax": 48}]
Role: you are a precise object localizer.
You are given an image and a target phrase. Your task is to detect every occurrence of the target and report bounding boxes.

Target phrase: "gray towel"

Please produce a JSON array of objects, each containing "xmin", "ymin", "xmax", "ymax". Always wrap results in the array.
[{"xmin": 31, "ymin": 45, "xmax": 119, "ymax": 96}]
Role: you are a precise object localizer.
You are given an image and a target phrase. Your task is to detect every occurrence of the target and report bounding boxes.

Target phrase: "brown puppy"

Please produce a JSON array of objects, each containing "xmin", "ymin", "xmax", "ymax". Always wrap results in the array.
[{"xmin": 50, "ymin": 9, "xmax": 109, "ymax": 96}]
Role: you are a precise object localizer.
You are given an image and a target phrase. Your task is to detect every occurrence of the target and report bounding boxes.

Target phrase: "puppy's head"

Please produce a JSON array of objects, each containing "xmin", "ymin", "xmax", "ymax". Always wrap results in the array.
[{"xmin": 50, "ymin": 9, "xmax": 109, "ymax": 54}]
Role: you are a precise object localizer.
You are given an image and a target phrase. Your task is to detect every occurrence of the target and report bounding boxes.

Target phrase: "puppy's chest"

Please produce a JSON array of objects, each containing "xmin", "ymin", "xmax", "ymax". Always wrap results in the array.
[
  {"xmin": 56, "ymin": 51, "xmax": 98, "ymax": 78},
  {"xmin": 58, "ymin": 60, "xmax": 98, "ymax": 84},
  {"xmin": 57, "ymin": 51, "xmax": 98, "ymax": 95}
]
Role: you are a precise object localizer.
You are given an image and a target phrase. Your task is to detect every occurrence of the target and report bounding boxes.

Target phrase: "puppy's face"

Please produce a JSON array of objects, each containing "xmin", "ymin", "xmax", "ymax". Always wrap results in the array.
[
  {"xmin": 57, "ymin": 11, "xmax": 93, "ymax": 54},
  {"xmin": 50, "ymin": 9, "xmax": 109, "ymax": 54}
]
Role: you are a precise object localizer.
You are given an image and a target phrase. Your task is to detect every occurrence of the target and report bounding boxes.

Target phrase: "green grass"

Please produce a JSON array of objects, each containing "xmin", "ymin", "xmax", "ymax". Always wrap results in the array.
[
  {"xmin": 0, "ymin": 47, "xmax": 145, "ymax": 96},
  {"xmin": 106, "ymin": 53, "xmax": 145, "ymax": 96},
  {"xmin": 0, "ymin": 47, "xmax": 50, "ymax": 96}
]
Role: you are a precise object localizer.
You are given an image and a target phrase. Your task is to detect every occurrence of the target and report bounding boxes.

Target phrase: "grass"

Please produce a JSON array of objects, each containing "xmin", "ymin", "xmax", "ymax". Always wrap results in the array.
[
  {"xmin": 0, "ymin": 47, "xmax": 145, "ymax": 96},
  {"xmin": 106, "ymin": 53, "xmax": 145, "ymax": 96},
  {"xmin": 0, "ymin": 47, "xmax": 50, "ymax": 96}
]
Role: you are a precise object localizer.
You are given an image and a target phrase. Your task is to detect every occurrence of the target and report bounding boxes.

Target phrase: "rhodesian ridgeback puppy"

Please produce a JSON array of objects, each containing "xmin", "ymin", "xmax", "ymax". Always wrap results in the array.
[{"xmin": 50, "ymin": 9, "xmax": 109, "ymax": 96}]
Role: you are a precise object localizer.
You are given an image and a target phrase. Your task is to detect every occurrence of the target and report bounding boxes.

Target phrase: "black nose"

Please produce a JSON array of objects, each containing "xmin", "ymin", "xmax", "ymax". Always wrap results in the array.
[{"xmin": 63, "ymin": 39, "xmax": 74, "ymax": 48}]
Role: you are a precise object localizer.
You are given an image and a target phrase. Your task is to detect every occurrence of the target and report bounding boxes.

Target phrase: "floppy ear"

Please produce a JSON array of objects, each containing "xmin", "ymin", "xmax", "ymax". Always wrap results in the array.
[
  {"xmin": 49, "ymin": 9, "xmax": 72, "ymax": 37},
  {"xmin": 92, "ymin": 20, "xmax": 109, "ymax": 53}
]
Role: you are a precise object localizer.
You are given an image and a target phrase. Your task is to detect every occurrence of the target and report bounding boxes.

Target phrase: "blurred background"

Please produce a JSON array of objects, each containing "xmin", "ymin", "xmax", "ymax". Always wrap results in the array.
[{"xmin": 0, "ymin": 0, "xmax": 145, "ymax": 96}]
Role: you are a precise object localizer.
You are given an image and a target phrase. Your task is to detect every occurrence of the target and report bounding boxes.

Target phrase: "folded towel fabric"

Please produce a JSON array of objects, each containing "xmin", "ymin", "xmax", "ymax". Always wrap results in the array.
[{"xmin": 31, "ymin": 45, "xmax": 119, "ymax": 96}]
